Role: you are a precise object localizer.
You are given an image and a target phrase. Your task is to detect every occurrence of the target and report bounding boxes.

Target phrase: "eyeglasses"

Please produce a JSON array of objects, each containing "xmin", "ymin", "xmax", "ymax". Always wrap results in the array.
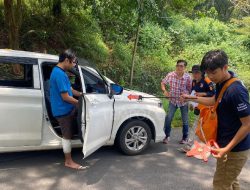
[
  {"xmin": 68, "ymin": 59, "xmax": 78, "ymax": 65},
  {"xmin": 176, "ymin": 64, "xmax": 185, "ymax": 67}
]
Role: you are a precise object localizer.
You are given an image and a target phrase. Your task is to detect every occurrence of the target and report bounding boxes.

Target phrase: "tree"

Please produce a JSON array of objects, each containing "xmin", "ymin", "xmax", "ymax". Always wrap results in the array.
[
  {"xmin": 4, "ymin": 0, "xmax": 22, "ymax": 74},
  {"xmin": 130, "ymin": 0, "xmax": 144, "ymax": 87},
  {"xmin": 230, "ymin": 0, "xmax": 250, "ymax": 16},
  {"xmin": 129, "ymin": 0, "xmax": 161, "ymax": 87},
  {"xmin": 4, "ymin": 0, "xmax": 22, "ymax": 49},
  {"xmin": 52, "ymin": 0, "xmax": 61, "ymax": 17},
  {"xmin": 214, "ymin": 0, "xmax": 234, "ymax": 21}
]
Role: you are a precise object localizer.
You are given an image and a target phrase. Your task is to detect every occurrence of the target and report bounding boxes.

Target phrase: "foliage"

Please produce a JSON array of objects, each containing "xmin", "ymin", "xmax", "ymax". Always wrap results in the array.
[{"xmin": 0, "ymin": 0, "xmax": 249, "ymax": 93}]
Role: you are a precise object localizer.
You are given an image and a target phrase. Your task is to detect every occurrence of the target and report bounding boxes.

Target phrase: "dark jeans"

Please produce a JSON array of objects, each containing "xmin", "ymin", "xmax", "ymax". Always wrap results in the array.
[{"xmin": 164, "ymin": 102, "xmax": 189, "ymax": 139}]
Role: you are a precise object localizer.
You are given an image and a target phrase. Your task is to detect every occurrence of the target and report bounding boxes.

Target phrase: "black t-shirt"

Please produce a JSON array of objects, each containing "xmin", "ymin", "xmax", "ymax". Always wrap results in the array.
[
  {"xmin": 216, "ymin": 75, "xmax": 250, "ymax": 152},
  {"xmin": 191, "ymin": 77, "xmax": 215, "ymax": 97}
]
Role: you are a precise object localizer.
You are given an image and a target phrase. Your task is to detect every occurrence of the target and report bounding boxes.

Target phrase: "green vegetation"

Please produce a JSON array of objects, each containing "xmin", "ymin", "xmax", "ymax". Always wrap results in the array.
[{"xmin": 1, "ymin": 0, "xmax": 250, "ymax": 127}]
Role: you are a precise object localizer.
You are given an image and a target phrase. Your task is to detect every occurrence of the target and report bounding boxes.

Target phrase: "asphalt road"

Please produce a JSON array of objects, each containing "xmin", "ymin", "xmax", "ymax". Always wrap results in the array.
[{"xmin": 0, "ymin": 128, "xmax": 249, "ymax": 190}]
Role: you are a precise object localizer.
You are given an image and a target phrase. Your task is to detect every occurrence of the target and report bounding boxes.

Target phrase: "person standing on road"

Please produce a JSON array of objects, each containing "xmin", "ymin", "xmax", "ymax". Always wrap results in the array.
[
  {"xmin": 179, "ymin": 64, "xmax": 216, "ymax": 152},
  {"xmin": 50, "ymin": 49, "xmax": 85, "ymax": 170},
  {"xmin": 161, "ymin": 60, "xmax": 192, "ymax": 144},
  {"xmin": 188, "ymin": 64, "xmax": 215, "ymax": 111},
  {"xmin": 190, "ymin": 64, "xmax": 215, "ymax": 98},
  {"xmin": 182, "ymin": 50, "xmax": 250, "ymax": 190}
]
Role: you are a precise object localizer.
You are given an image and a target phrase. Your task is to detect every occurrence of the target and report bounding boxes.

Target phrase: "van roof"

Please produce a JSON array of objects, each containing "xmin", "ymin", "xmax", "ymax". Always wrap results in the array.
[
  {"xmin": 0, "ymin": 49, "xmax": 58, "ymax": 61},
  {"xmin": 0, "ymin": 49, "xmax": 93, "ymax": 67}
]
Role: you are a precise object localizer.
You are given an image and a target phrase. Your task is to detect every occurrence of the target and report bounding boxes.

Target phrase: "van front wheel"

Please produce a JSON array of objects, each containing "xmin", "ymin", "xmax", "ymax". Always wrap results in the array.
[{"xmin": 117, "ymin": 120, "xmax": 152, "ymax": 155}]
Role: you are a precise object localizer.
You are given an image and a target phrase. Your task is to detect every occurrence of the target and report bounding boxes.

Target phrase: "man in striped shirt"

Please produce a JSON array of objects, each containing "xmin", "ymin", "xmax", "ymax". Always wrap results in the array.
[{"xmin": 161, "ymin": 60, "xmax": 192, "ymax": 144}]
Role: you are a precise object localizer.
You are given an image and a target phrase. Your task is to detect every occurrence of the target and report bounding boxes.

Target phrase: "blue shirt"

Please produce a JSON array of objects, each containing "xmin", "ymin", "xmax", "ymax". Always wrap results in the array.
[
  {"xmin": 191, "ymin": 77, "xmax": 215, "ymax": 97},
  {"xmin": 216, "ymin": 73, "xmax": 250, "ymax": 152},
  {"xmin": 50, "ymin": 66, "xmax": 74, "ymax": 117}
]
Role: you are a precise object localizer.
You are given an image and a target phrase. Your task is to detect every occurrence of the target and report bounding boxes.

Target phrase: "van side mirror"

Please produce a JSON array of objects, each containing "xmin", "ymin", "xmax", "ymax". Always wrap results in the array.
[{"xmin": 110, "ymin": 84, "xmax": 123, "ymax": 95}]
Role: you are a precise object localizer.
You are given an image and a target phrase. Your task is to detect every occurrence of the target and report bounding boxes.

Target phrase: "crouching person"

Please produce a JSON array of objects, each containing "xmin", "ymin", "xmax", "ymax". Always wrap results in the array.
[{"xmin": 50, "ymin": 49, "xmax": 85, "ymax": 170}]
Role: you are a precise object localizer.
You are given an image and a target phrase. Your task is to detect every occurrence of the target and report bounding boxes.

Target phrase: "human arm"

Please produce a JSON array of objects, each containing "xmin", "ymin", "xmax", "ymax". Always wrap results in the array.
[
  {"xmin": 56, "ymin": 75, "xmax": 79, "ymax": 106},
  {"xmin": 71, "ymin": 87, "xmax": 82, "ymax": 97},
  {"xmin": 181, "ymin": 94, "xmax": 216, "ymax": 106},
  {"xmin": 161, "ymin": 82, "xmax": 169, "ymax": 96},
  {"xmin": 195, "ymin": 92, "xmax": 208, "ymax": 97},
  {"xmin": 161, "ymin": 74, "xmax": 170, "ymax": 96},
  {"xmin": 61, "ymin": 92, "xmax": 78, "ymax": 106}
]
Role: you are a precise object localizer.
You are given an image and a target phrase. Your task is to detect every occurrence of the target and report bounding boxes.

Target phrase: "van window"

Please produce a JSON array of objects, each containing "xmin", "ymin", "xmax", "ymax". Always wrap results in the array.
[
  {"xmin": 81, "ymin": 68, "xmax": 108, "ymax": 94},
  {"xmin": 0, "ymin": 63, "xmax": 33, "ymax": 88}
]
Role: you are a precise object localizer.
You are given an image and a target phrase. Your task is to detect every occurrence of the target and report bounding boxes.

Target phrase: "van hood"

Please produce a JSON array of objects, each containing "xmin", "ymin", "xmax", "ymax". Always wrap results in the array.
[{"xmin": 120, "ymin": 89, "xmax": 162, "ymax": 103}]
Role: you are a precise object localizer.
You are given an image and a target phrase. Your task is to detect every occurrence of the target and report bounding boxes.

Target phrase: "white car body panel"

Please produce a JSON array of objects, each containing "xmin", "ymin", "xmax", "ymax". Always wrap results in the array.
[
  {"xmin": 0, "ymin": 87, "xmax": 43, "ymax": 147},
  {"xmin": 82, "ymin": 94, "xmax": 114, "ymax": 157}
]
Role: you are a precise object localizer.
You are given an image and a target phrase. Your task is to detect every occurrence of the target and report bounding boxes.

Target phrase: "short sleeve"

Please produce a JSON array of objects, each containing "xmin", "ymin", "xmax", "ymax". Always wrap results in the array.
[
  {"xmin": 206, "ymin": 82, "xmax": 215, "ymax": 97},
  {"xmin": 162, "ymin": 74, "xmax": 170, "ymax": 84},
  {"xmin": 229, "ymin": 83, "xmax": 250, "ymax": 118},
  {"xmin": 55, "ymin": 74, "xmax": 69, "ymax": 93}
]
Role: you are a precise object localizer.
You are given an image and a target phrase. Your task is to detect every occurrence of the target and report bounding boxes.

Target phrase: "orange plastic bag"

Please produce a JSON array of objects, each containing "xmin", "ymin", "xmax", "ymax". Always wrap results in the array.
[
  {"xmin": 195, "ymin": 78, "xmax": 238, "ymax": 143},
  {"xmin": 195, "ymin": 106, "xmax": 217, "ymax": 143}
]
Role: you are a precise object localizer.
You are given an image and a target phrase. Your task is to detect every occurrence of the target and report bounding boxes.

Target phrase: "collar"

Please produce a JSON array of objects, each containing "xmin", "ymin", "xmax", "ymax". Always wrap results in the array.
[
  {"xmin": 217, "ymin": 71, "xmax": 235, "ymax": 88},
  {"xmin": 174, "ymin": 71, "xmax": 186, "ymax": 79},
  {"xmin": 194, "ymin": 77, "xmax": 204, "ymax": 84},
  {"xmin": 56, "ymin": 65, "xmax": 65, "ymax": 72}
]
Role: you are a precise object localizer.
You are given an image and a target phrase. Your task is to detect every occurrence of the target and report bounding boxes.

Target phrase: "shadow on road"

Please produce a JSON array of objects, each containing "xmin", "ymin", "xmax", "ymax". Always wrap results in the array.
[{"xmin": 0, "ymin": 139, "xmax": 249, "ymax": 190}]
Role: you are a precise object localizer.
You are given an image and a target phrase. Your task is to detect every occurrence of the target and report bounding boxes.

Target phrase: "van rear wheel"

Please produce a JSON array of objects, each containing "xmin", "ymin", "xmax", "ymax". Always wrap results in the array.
[{"xmin": 117, "ymin": 120, "xmax": 152, "ymax": 155}]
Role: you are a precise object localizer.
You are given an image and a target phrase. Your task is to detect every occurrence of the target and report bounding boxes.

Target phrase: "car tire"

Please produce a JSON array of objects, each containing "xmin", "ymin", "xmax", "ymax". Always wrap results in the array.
[{"xmin": 117, "ymin": 120, "xmax": 152, "ymax": 155}]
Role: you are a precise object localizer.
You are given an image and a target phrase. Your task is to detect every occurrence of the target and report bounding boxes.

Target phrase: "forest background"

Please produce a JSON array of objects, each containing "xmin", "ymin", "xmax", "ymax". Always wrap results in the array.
[{"xmin": 1, "ymin": 0, "xmax": 250, "ymax": 126}]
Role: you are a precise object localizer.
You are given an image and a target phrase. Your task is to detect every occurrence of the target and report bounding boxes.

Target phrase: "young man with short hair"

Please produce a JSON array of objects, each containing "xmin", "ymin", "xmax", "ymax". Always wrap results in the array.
[
  {"xmin": 161, "ymin": 60, "xmax": 192, "ymax": 144},
  {"xmin": 182, "ymin": 50, "xmax": 250, "ymax": 190},
  {"xmin": 50, "ymin": 49, "xmax": 84, "ymax": 170}
]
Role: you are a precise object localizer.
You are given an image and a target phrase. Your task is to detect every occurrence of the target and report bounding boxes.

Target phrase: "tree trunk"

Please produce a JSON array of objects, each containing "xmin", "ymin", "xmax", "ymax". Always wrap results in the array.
[
  {"xmin": 4, "ymin": 0, "xmax": 22, "ymax": 49},
  {"xmin": 52, "ymin": 0, "xmax": 62, "ymax": 17},
  {"xmin": 129, "ymin": 20, "xmax": 140, "ymax": 87},
  {"xmin": 129, "ymin": 0, "xmax": 143, "ymax": 87},
  {"xmin": 4, "ymin": 0, "xmax": 22, "ymax": 74}
]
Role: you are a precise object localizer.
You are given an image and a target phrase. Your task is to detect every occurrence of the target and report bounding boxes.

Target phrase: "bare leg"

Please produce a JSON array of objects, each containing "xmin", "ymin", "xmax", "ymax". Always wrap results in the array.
[
  {"xmin": 64, "ymin": 153, "xmax": 82, "ymax": 169},
  {"xmin": 62, "ymin": 138, "xmax": 85, "ymax": 169}
]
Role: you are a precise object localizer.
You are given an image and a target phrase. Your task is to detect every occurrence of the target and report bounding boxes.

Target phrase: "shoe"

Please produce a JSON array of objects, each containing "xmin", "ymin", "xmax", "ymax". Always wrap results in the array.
[
  {"xmin": 183, "ymin": 144, "xmax": 192, "ymax": 152},
  {"xmin": 163, "ymin": 137, "xmax": 170, "ymax": 144},
  {"xmin": 179, "ymin": 138, "xmax": 189, "ymax": 144}
]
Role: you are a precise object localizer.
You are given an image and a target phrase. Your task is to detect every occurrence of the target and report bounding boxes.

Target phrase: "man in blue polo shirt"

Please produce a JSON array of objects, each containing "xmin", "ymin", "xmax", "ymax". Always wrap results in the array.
[
  {"xmin": 182, "ymin": 50, "xmax": 250, "ymax": 190},
  {"xmin": 50, "ymin": 49, "xmax": 84, "ymax": 170}
]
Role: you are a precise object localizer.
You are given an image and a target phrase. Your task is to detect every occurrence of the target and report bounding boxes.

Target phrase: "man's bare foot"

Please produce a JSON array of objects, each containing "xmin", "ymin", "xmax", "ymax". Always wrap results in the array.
[{"xmin": 65, "ymin": 160, "xmax": 87, "ymax": 170}]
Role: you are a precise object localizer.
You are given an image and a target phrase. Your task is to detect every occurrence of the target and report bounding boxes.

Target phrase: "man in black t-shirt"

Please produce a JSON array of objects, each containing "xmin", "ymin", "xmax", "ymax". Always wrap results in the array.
[{"xmin": 182, "ymin": 50, "xmax": 250, "ymax": 190}]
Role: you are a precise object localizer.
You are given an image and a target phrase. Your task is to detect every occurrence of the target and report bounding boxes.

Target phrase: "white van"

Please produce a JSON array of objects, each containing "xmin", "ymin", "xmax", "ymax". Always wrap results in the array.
[{"xmin": 0, "ymin": 49, "xmax": 166, "ymax": 158}]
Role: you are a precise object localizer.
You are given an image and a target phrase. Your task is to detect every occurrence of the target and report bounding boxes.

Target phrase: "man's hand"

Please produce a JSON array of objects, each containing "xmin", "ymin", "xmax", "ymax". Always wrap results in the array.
[
  {"xmin": 180, "ymin": 94, "xmax": 197, "ymax": 103},
  {"xmin": 163, "ymin": 90, "xmax": 169, "ymax": 97},
  {"xmin": 211, "ymin": 147, "xmax": 229, "ymax": 161},
  {"xmin": 71, "ymin": 87, "xmax": 83, "ymax": 97}
]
